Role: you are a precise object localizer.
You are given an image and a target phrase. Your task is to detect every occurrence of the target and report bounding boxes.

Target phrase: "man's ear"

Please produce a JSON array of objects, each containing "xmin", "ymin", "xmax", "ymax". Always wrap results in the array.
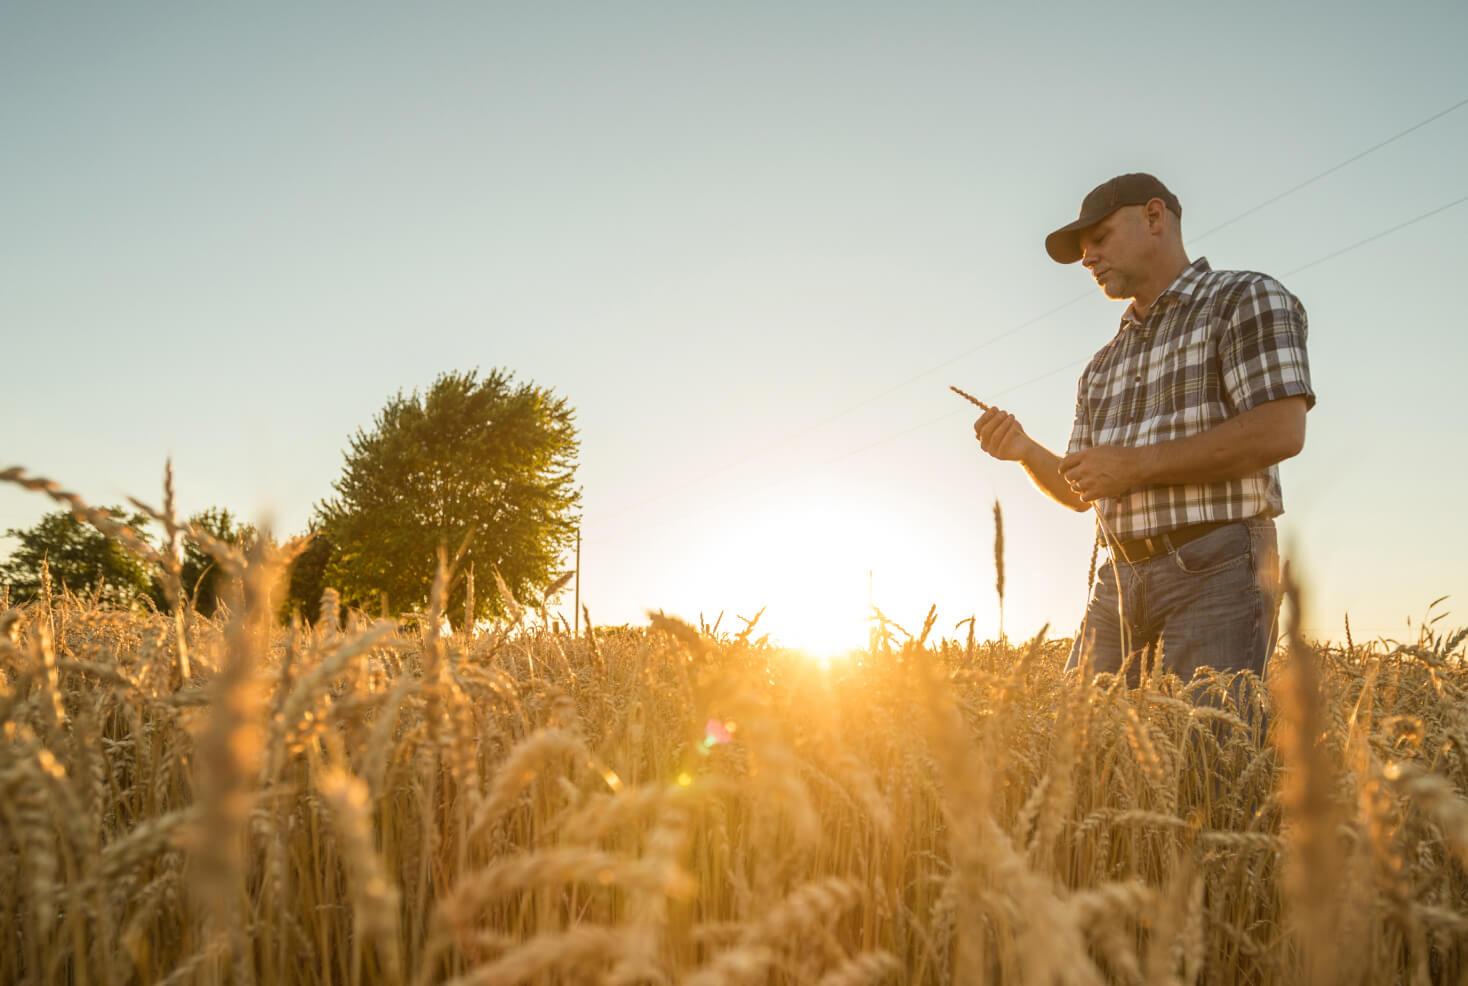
[{"xmin": 1145, "ymin": 198, "xmax": 1167, "ymax": 232}]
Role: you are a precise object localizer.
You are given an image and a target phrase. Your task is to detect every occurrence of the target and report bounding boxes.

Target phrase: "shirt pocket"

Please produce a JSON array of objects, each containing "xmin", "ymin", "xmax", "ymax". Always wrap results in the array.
[
  {"xmin": 1160, "ymin": 334, "xmax": 1210, "ymax": 415},
  {"xmin": 1085, "ymin": 380, "xmax": 1122, "ymax": 438}
]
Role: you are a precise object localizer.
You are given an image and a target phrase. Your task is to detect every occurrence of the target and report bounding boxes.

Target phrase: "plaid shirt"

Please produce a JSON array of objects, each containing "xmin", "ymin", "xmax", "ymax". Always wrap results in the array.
[{"xmin": 1067, "ymin": 256, "xmax": 1316, "ymax": 540}]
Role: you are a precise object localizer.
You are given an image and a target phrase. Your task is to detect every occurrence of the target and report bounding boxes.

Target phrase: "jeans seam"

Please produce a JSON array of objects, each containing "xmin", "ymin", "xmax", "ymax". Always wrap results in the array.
[
  {"xmin": 1250, "ymin": 526, "xmax": 1279, "ymax": 670},
  {"xmin": 1248, "ymin": 532, "xmax": 1262, "ymax": 670}
]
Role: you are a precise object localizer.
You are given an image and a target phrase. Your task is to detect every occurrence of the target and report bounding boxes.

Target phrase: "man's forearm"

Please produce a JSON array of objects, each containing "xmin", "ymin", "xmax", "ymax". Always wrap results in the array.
[
  {"xmin": 1020, "ymin": 442, "xmax": 1090, "ymax": 512},
  {"xmin": 1135, "ymin": 397, "xmax": 1307, "ymax": 487}
]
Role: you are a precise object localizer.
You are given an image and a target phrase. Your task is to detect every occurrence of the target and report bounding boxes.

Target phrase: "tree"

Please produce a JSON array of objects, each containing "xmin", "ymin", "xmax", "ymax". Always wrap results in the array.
[
  {"xmin": 316, "ymin": 369, "xmax": 580, "ymax": 622},
  {"xmin": 285, "ymin": 524, "xmax": 333, "ymax": 623},
  {"xmin": 165, "ymin": 507, "xmax": 253, "ymax": 617},
  {"xmin": 0, "ymin": 508, "xmax": 156, "ymax": 607}
]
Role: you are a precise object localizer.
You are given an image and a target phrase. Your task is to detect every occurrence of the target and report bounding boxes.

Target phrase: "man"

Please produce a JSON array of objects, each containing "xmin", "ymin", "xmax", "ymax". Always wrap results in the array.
[{"xmin": 973, "ymin": 173, "xmax": 1315, "ymax": 690}]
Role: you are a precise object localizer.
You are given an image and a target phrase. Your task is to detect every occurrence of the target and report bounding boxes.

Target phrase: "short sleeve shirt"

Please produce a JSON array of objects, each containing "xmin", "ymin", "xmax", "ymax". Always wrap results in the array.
[{"xmin": 1067, "ymin": 256, "xmax": 1315, "ymax": 540}]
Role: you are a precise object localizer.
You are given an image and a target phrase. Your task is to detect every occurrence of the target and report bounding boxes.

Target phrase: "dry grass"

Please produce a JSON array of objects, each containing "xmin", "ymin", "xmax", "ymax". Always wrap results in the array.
[{"xmin": 1, "ymin": 470, "xmax": 1467, "ymax": 984}]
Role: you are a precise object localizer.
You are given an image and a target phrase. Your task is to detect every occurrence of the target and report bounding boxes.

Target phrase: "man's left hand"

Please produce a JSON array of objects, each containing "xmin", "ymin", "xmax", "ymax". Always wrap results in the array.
[{"xmin": 1058, "ymin": 446, "xmax": 1148, "ymax": 502}]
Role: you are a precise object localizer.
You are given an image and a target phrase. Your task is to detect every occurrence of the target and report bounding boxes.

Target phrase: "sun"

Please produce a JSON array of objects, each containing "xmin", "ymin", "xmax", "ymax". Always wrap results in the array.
[{"xmin": 702, "ymin": 492, "xmax": 875, "ymax": 659}]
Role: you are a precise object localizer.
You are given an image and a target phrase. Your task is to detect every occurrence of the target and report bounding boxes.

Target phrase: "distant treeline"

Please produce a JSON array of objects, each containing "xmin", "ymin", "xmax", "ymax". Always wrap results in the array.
[{"xmin": 1, "ymin": 367, "xmax": 580, "ymax": 625}]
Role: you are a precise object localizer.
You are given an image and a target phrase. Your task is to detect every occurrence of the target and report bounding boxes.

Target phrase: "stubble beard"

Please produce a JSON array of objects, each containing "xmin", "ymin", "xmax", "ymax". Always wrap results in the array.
[{"xmin": 1098, "ymin": 270, "xmax": 1132, "ymax": 300}]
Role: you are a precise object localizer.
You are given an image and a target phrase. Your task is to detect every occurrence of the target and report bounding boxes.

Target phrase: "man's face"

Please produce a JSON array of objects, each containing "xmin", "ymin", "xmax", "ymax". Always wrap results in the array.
[{"xmin": 1076, "ymin": 205, "xmax": 1151, "ymax": 300}]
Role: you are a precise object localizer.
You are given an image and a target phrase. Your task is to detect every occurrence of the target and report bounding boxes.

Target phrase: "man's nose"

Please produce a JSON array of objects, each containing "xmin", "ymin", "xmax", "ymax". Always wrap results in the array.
[{"xmin": 1081, "ymin": 250, "xmax": 1098, "ymax": 270}]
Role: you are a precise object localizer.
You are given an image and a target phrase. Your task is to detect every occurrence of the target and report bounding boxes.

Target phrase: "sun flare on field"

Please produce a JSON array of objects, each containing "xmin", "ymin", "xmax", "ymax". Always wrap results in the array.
[{"xmin": 704, "ymin": 493, "xmax": 877, "ymax": 659}]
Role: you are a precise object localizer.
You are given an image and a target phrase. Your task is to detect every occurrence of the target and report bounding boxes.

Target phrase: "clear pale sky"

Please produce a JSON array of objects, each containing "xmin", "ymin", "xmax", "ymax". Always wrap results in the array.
[{"xmin": 3, "ymin": 2, "xmax": 1465, "ymax": 653}]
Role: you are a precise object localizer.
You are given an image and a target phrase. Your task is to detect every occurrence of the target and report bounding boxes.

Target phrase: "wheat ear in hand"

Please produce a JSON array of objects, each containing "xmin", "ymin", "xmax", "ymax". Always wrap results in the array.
[{"xmin": 949, "ymin": 385, "xmax": 993, "ymax": 412}]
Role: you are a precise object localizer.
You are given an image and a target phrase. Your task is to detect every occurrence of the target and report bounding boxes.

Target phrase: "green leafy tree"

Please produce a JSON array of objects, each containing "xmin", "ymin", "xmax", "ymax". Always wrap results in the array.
[
  {"xmin": 1, "ymin": 508, "xmax": 156, "ymax": 607},
  {"xmin": 317, "ymin": 369, "xmax": 580, "ymax": 622},
  {"xmin": 285, "ymin": 525, "xmax": 333, "ymax": 623},
  {"xmin": 164, "ymin": 507, "xmax": 253, "ymax": 617}
]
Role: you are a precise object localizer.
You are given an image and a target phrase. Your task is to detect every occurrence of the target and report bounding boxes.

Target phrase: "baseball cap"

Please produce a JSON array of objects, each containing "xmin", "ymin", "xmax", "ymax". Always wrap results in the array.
[{"xmin": 1044, "ymin": 173, "xmax": 1182, "ymax": 264}]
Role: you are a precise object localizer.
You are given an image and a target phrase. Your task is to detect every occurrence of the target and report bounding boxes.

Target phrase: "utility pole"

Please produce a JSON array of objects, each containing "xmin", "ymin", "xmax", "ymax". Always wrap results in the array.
[{"xmin": 573, "ymin": 527, "xmax": 581, "ymax": 637}]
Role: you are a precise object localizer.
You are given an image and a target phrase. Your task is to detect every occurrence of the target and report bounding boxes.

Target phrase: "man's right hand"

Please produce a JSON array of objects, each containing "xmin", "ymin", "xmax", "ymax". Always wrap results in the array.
[{"xmin": 974, "ymin": 407, "xmax": 1035, "ymax": 462}]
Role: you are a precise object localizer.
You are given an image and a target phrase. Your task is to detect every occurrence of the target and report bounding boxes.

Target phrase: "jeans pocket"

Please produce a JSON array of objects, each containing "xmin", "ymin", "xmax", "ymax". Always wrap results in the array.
[{"xmin": 1171, "ymin": 523, "xmax": 1251, "ymax": 576}]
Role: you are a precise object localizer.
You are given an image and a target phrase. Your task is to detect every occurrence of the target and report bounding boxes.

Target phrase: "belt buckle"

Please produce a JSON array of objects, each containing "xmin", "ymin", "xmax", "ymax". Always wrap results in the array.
[{"xmin": 1143, "ymin": 534, "xmax": 1161, "ymax": 559}]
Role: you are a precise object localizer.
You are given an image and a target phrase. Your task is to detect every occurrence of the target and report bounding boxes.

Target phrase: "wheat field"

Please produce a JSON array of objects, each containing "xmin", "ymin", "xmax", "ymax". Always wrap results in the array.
[{"xmin": 2, "ymin": 473, "xmax": 1467, "ymax": 985}]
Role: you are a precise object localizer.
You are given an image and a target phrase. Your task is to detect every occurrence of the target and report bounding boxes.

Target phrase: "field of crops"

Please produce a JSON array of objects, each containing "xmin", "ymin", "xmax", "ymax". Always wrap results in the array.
[{"xmin": 2, "ymin": 522, "xmax": 1467, "ymax": 985}]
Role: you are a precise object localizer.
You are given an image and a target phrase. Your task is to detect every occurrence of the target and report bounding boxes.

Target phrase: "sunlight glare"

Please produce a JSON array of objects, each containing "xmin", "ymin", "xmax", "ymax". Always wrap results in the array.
[{"xmin": 704, "ymin": 492, "xmax": 876, "ymax": 658}]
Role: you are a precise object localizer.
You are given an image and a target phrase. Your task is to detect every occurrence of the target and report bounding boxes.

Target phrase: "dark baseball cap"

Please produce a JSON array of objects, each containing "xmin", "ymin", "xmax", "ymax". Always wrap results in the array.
[{"xmin": 1045, "ymin": 173, "xmax": 1182, "ymax": 264}]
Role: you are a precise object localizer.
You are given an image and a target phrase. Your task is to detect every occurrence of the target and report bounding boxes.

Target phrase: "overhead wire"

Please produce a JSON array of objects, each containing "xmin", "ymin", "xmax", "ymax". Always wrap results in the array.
[
  {"xmin": 1282, "ymin": 192, "xmax": 1468, "ymax": 277},
  {"xmin": 587, "ymin": 95, "xmax": 1468, "ymax": 541},
  {"xmin": 591, "ymin": 289, "xmax": 1094, "ymax": 529},
  {"xmin": 587, "ymin": 187, "xmax": 1468, "ymax": 550},
  {"xmin": 796, "ymin": 190, "xmax": 1468, "ymax": 471},
  {"xmin": 822, "ymin": 187, "xmax": 1468, "ymax": 467},
  {"xmin": 1186, "ymin": 95, "xmax": 1468, "ymax": 242}
]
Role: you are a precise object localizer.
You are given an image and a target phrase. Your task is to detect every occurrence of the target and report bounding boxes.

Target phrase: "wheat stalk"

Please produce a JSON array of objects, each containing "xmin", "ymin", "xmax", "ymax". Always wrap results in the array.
[{"xmin": 2, "ymin": 460, "xmax": 1466, "ymax": 984}]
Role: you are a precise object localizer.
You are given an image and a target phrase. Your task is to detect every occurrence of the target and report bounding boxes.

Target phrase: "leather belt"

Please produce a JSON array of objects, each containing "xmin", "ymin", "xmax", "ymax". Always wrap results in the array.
[{"xmin": 1106, "ymin": 520, "xmax": 1235, "ymax": 564}]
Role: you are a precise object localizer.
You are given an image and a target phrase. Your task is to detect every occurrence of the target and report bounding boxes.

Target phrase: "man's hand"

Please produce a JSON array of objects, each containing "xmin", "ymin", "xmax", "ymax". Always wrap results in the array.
[
  {"xmin": 973, "ymin": 411, "xmax": 1089, "ymax": 512},
  {"xmin": 1058, "ymin": 446, "xmax": 1147, "ymax": 501},
  {"xmin": 1056, "ymin": 397, "xmax": 1309, "ymax": 500},
  {"xmin": 973, "ymin": 407, "xmax": 1035, "ymax": 462}
]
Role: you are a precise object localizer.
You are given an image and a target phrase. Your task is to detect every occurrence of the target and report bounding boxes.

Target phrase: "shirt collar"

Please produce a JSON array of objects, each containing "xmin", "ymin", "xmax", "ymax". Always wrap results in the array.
[{"xmin": 1121, "ymin": 256, "xmax": 1211, "ymax": 327}]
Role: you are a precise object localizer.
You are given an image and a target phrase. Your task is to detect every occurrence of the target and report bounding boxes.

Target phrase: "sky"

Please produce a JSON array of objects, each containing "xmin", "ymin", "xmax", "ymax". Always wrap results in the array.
[{"xmin": 3, "ymin": 2, "xmax": 1465, "ymax": 653}]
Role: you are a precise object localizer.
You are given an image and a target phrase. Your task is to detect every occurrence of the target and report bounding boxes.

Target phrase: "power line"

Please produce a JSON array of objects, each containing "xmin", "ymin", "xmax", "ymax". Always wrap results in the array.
[
  {"xmin": 1189, "ymin": 95, "xmax": 1468, "ymax": 242},
  {"xmin": 819, "ymin": 188, "xmax": 1468, "ymax": 465},
  {"xmin": 1282, "ymin": 192, "xmax": 1468, "ymax": 276},
  {"xmin": 593, "ymin": 290, "xmax": 1094, "ymax": 529},
  {"xmin": 818, "ymin": 190, "xmax": 1468, "ymax": 463},
  {"xmin": 812, "ymin": 358, "xmax": 1089, "ymax": 465},
  {"xmin": 588, "ymin": 188, "xmax": 1468, "ymax": 549},
  {"xmin": 590, "ymin": 95, "xmax": 1468, "ymax": 532}
]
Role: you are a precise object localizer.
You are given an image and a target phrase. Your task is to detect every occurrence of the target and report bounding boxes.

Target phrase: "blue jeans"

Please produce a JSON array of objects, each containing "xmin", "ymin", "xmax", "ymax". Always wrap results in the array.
[{"xmin": 1065, "ymin": 518, "xmax": 1281, "ymax": 698}]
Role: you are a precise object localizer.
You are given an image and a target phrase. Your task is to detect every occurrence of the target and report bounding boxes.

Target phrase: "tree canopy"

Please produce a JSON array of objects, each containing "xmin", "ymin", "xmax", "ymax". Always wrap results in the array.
[
  {"xmin": 285, "ymin": 524, "xmax": 334, "ymax": 623},
  {"xmin": 316, "ymin": 369, "xmax": 580, "ymax": 622},
  {"xmin": 0, "ymin": 505, "xmax": 254, "ymax": 614},
  {"xmin": 170, "ymin": 507, "xmax": 253, "ymax": 616},
  {"xmin": 0, "ymin": 508, "xmax": 156, "ymax": 607}
]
